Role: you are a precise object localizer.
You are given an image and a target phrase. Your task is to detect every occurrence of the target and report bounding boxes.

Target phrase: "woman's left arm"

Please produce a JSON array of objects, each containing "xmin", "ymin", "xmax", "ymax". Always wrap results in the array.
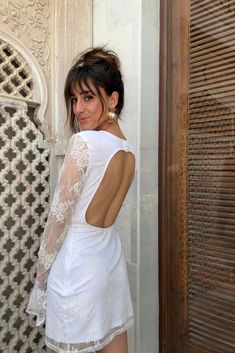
[{"xmin": 26, "ymin": 133, "xmax": 89, "ymax": 326}]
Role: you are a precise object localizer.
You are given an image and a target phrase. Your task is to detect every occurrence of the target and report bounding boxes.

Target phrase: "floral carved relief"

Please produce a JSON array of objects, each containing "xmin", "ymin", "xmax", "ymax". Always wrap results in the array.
[{"xmin": 0, "ymin": 0, "xmax": 50, "ymax": 75}]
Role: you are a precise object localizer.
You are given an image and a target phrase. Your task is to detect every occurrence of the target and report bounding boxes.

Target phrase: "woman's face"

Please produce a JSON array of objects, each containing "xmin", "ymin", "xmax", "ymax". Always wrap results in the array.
[{"xmin": 71, "ymin": 81, "xmax": 118, "ymax": 131}]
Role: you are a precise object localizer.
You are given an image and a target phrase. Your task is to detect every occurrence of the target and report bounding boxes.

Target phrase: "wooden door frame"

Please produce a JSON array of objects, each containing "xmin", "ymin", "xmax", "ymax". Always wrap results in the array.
[
  {"xmin": 159, "ymin": 0, "xmax": 190, "ymax": 352},
  {"xmin": 159, "ymin": 1, "xmax": 235, "ymax": 353},
  {"xmin": 159, "ymin": 0, "xmax": 170, "ymax": 350}
]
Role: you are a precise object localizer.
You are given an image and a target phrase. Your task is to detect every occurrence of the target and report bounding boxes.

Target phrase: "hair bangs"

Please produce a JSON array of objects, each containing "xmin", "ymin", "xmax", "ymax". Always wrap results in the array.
[{"xmin": 68, "ymin": 67, "xmax": 98, "ymax": 97}]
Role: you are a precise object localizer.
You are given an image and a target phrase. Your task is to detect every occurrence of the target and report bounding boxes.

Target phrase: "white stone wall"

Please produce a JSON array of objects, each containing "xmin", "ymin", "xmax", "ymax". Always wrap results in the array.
[{"xmin": 93, "ymin": 1, "xmax": 160, "ymax": 352}]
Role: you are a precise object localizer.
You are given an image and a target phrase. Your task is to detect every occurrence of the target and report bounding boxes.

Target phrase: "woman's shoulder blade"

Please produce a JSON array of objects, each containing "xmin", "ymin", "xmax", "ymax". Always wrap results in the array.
[
  {"xmin": 72, "ymin": 130, "xmax": 135, "ymax": 156},
  {"xmin": 75, "ymin": 130, "xmax": 116, "ymax": 145}
]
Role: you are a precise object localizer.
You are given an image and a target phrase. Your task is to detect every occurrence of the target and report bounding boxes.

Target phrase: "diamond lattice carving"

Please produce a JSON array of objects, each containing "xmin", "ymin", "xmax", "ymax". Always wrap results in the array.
[
  {"xmin": 0, "ymin": 39, "xmax": 34, "ymax": 100},
  {"xmin": 0, "ymin": 102, "xmax": 49, "ymax": 353}
]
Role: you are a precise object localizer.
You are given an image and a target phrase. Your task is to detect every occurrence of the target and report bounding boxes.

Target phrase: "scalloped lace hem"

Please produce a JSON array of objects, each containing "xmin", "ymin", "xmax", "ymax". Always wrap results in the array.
[{"xmin": 45, "ymin": 317, "xmax": 134, "ymax": 353}]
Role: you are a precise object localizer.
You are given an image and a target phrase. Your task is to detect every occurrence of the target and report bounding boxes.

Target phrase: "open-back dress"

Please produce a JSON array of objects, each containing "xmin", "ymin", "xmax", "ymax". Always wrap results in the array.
[{"xmin": 26, "ymin": 130, "xmax": 135, "ymax": 353}]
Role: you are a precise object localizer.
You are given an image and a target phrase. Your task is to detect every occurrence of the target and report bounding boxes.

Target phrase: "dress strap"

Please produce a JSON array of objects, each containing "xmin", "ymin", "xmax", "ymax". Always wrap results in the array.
[{"xmin": 122, "ymin": 140, "xmax": 135, "ymax": 155}]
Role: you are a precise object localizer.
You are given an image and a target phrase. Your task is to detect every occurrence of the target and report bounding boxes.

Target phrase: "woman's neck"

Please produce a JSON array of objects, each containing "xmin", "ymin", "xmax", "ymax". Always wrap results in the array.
[{"xmin": 96, "ymin": 119, "xmax": 126, "ymax": 140}]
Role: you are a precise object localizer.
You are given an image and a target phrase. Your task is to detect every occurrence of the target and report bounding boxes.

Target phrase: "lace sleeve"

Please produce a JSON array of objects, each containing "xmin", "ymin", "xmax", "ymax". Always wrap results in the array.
[{"xmin": 26, "ymin": 133, "xmax": 89, "ymax": 326}]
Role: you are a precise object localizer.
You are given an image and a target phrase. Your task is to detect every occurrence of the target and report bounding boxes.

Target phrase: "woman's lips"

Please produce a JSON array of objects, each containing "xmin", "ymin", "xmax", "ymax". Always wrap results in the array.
[{"xmin": 79, "ymin": 117, "xmax": 90, "ymax": 123}]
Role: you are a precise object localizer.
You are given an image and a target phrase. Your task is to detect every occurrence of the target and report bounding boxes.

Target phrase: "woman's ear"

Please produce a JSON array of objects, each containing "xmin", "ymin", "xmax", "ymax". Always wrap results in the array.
[{"xmin": 109, "ymin": 91, "xmax": 119, "ymax": 110}]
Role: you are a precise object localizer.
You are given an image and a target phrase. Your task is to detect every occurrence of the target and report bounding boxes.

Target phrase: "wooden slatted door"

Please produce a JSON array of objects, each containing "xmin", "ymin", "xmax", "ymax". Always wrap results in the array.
[{"xmin": 159, "ymin": 1, "xmax": 235, "ymax": 353}]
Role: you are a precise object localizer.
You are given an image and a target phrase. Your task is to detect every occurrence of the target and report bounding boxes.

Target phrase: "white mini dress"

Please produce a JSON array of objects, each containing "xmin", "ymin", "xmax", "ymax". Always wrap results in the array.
[{"xmin": 26, "ymin": 130, "xmax": 135, "ymax": 353}]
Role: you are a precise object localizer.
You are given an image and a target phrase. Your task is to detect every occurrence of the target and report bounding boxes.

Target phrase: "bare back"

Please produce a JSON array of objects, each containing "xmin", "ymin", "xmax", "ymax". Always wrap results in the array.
[{"xmin": 86, "ymin": 150, "xmax": 135, "ymax": 228}]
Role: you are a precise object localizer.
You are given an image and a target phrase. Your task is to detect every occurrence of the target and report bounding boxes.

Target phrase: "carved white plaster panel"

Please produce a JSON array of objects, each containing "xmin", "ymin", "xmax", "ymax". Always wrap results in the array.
[
  {"xmin": 0, "ymin": 36, "xmax": 49, "ymax": 136},
  {"xmin": 0, "ymin": 0, "xmax": 50, "ymax": 76},
  {"xmin": 0, "ymin": 97, "xmax": 50, "ymax": 352},
  {"xmin": 0, "ymin": 38, "xmax": 35, "ymax": 100}
]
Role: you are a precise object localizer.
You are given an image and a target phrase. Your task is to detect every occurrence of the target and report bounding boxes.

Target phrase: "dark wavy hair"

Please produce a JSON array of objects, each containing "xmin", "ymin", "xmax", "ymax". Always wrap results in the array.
[{"xmin": 64, "ymin": 47, "xmax": 124, "ymax": 133}]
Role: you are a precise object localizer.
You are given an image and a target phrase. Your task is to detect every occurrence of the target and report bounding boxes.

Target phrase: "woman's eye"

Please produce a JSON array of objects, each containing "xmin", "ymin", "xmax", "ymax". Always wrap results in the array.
[
  {"xmin": 71, "ymin": 98, "xmax": 77, "ymax": 104},
  {"xmin": 84, "ymin": 95, "xmax": 93, "ymax": 101}
]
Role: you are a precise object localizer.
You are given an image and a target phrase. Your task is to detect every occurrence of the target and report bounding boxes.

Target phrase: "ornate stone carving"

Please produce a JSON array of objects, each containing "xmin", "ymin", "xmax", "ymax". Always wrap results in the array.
[
  {"xmin": 0, "ymin": 98, "xmax": 49, "ymax": 352},
  {"xmin": 0, "ymin": 38, "xmax": 35, "ymax": 100},
  {"xmin": 0, "ymin": 0, "xmax": 50, "ymax": 74},
  {"xmin": 0, "ymin": 37, "xmax": 49, "ymax": 135}
]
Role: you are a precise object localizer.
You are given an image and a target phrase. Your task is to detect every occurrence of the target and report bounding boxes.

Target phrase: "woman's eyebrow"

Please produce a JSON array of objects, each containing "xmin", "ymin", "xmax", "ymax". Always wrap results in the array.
[
  {"xmin": 80, "ymin": 90, "xmax": 93, "ymax": 94},
  {"xmin": 71, "ymin": 89, "xmax": 95, "ymax": 95}
]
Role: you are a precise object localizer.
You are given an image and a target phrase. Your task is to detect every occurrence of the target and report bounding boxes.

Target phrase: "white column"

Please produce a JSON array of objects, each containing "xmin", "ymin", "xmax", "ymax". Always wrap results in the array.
[{"xmin": 50, "ymin": 0, "xmax": 92, "ymax": 193}]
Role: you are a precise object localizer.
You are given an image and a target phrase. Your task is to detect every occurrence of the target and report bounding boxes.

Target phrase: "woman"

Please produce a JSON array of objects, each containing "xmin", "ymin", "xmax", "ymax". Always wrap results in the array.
[{"xmin": 26, "ymin": 47, "xmax": 135, "ymax": 353}]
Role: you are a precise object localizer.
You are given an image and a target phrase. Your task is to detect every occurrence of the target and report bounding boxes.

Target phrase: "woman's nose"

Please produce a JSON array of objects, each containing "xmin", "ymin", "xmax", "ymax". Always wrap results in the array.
[{"xmin": 74, "ymin": 100, "xmax": 85, "ymax": 114}]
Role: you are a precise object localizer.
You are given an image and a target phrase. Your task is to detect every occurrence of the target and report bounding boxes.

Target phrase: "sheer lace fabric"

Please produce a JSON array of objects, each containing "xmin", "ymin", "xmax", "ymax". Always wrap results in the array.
[
  {"xmin": 45, "ymin": 317, "xmax": 134, "ymax": 353},
  {"xmin": 26, "ymin": 134, "xmax": 89, "ymax": 326}
]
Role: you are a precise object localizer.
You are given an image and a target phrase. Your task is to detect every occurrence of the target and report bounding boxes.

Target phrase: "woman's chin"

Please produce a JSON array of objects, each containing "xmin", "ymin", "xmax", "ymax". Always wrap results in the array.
[{"xmin": 79, "ymin": 122, "xmax": 94, "ymax": 131}]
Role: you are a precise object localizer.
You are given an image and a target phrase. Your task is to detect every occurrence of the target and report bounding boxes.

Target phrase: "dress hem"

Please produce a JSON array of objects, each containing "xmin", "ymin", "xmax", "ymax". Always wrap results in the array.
[{"xmin": 45, "ymin": 317, "xmax": 134, "ymax": 353}]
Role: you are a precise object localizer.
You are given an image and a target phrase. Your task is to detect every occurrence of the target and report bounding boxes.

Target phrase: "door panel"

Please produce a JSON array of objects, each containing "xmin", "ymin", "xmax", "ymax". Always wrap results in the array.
[{"xmin": 159, "ymin": 1, "xmax": 235, "ymax": 352}]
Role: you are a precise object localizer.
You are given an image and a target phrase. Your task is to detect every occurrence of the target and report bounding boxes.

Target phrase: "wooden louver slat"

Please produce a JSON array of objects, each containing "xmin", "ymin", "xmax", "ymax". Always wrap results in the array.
[{"xmin": 188, "ymin": 0, "xmax": 235, "ymax": 351}]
